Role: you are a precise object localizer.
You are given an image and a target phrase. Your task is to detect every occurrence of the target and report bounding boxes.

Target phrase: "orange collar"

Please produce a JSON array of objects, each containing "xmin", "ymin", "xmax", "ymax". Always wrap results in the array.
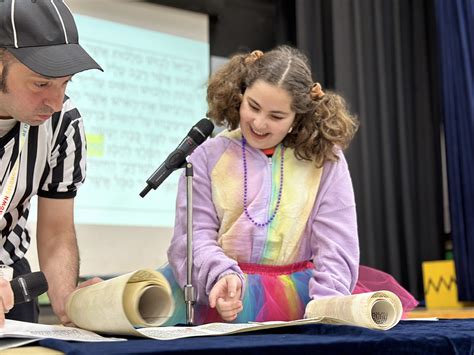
[{"xmin": 261, "ymin": 147, "xmax": 276, "ymax": 156}]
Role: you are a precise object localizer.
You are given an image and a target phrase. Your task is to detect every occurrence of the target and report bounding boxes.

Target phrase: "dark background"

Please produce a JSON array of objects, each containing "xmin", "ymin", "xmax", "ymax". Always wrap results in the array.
[{"xmin": 146, "ymin": 0, "xmax": 447, "ymax": 301}]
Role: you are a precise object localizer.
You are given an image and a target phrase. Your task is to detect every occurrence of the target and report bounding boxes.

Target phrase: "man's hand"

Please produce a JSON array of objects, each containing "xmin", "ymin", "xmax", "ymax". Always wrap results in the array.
[
  {"xmin": 0, "ymin": 279, "xmax": 13, "ymax": 327},
  {"xmin": 58, "ymin": 277, "xmax": 103, "ymax": 326},
  {"xmin": 208, "ymin": 274, "xmax": 243, "ymax": 322}
]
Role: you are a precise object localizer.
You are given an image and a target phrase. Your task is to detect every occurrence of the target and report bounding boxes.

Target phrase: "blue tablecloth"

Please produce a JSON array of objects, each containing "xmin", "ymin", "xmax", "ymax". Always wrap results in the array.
[{"xmin": 39, "ymin": 319, "xmax": 474, "ymax": 355}]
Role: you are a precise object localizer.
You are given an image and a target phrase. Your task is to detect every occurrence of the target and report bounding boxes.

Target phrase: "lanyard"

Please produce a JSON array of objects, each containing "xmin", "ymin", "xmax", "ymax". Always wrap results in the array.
[{"xmin": 0, "ymin": 122, "xmax": 30, "ymax": 220}]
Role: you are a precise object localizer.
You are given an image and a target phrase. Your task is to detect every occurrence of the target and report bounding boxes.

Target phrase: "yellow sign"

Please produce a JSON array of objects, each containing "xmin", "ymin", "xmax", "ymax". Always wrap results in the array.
[{"xmin": 422, "ymin": 260, "xmax": 463, "ymax": 309}]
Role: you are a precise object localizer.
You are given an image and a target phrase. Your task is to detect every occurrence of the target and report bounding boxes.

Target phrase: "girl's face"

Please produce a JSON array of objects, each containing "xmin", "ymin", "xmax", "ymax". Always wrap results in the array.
[{"xmin": 239, "ymin": 79, "xmax": 296, "ymax": 150}]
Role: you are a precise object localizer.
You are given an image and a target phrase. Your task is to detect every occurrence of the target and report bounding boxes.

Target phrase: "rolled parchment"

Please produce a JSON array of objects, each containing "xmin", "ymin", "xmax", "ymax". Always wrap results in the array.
[
  {"xmin": 304, "ymin": 290, "xmax": 402, "ymax": 330},
  {"xmin": 66, "ymin": 269, "xmax": 174, "ymax": 336}
]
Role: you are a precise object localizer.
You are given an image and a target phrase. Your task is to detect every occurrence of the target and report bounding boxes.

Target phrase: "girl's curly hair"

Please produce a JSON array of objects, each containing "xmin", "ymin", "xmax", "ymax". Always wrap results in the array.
[{"xmin": 207, "ymin": 45, "xmax": 359, "ymax": 166}]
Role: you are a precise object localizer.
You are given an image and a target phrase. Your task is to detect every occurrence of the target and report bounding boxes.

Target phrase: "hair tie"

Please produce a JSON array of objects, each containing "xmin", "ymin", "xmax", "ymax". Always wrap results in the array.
[
  {"xmin": 310, "ymin": 82, "xmax": 325, "ymax": 100},
  {"xmin": 244, "ymin": 50, "xmax": 264, "ymax": 65}
]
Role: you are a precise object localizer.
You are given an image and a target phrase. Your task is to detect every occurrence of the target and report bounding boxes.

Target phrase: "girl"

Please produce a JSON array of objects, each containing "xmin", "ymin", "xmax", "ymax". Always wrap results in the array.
[{"xmin": 164, "ymin": 46, "xmax": 412, "ymax": 324}]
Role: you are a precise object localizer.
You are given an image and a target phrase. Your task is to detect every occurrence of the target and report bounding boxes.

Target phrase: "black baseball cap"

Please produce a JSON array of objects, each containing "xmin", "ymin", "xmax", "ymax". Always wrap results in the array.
[{"xmin": 0, "ymin": 0, "xmax": 103, "ymax": 77}]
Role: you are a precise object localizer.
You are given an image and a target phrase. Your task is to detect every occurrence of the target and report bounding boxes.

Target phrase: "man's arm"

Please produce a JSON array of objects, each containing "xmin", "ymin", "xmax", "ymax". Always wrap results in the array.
[
  {"xmin": 0, "ymin": 278, "xmax": 13, "ymax": 327},
  {"xmin": 36, "ymin": 196, "xmax": 79, "ymax": 325}
]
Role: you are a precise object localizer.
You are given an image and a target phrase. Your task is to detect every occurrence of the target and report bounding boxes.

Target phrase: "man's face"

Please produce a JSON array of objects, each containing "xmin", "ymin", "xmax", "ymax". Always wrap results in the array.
[{"xmin": 0, "ymin": 59, "xmax": 71, "ymax": 125}]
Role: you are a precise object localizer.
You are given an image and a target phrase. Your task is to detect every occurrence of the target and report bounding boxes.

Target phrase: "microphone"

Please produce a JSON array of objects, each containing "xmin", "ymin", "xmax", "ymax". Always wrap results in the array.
[
  {"xmin": 11, "ymin": 272, "xmax": 48, "ymax": 305},
  {"xmin": 140, "ymin": 118, "xmax": 214, "ymax": 197}
]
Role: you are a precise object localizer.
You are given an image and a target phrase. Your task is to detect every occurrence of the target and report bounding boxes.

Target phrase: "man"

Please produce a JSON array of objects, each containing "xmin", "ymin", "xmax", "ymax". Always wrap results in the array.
[{"xmin": 0, "ymin": 0, "xmax": 103, "ymax": 325}]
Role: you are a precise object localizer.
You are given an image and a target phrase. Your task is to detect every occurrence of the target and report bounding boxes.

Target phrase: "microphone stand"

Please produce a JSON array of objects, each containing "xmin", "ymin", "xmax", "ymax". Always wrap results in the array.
[
  {"xmin": 183, "ymin": 162, "xmax": 195, "ymax": 325},
  {"xmin": 140, "ymin": 161, "xmax": 196, "ymax": 325}
]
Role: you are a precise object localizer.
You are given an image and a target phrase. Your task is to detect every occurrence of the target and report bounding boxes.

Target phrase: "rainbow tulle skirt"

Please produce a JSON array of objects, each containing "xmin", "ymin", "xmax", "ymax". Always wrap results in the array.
[
  {"xmin": 160, "ymin": 261, "xmax": 314, "ymax": 325},
  {"xmin": 160, "ymin": 262, "xmax": 419, "ymax": 325}
]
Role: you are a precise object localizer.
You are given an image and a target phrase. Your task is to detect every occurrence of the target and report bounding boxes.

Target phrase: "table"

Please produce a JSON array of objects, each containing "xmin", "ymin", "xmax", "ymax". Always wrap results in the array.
[{"xmin": 37, "ymin": 319, "xmax": 474, "ymax": 355}]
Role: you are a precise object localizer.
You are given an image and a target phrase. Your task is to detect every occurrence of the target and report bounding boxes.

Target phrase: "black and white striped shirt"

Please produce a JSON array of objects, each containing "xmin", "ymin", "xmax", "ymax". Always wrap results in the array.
[{"xmin": 0, "ymin": 96, "xmax": 86, "ymax": 265}]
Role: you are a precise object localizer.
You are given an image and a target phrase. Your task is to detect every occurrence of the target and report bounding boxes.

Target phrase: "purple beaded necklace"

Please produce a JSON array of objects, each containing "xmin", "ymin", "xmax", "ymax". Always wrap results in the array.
[{"xmin": 242, "ymin": 136, "xmax": 285, "ymax": 227}]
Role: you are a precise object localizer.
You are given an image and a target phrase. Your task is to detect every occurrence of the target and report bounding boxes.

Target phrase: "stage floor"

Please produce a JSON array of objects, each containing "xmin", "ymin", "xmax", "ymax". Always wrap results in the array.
[{"xmin": 407, "ymin": 307, "xmax": 474, "ymax": 319}]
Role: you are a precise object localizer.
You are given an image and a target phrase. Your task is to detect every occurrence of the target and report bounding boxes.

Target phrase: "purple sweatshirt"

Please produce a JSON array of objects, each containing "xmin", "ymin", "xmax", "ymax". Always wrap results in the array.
[{"xmin": 167, "ymin": 129, "xmax": 359, "ymax": 304}]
